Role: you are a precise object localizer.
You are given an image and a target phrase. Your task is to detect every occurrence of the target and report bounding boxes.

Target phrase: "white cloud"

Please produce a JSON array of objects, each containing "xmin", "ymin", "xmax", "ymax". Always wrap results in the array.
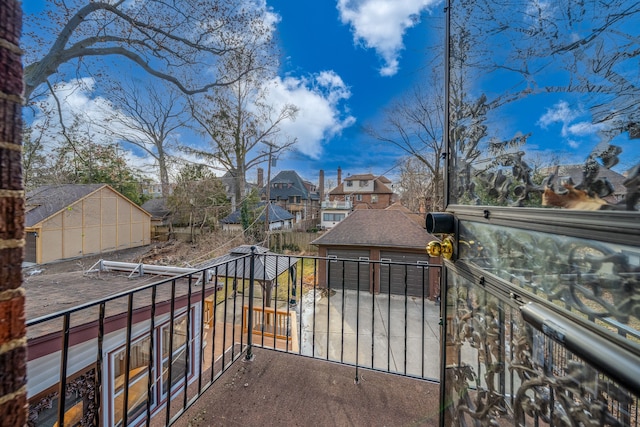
[
  {"xmin": 337, "ymin": 0, "xmax": 438, "ymax": 76},
  {"xmin": 566, "ymin": 121, "xmax": 603, "ymax": 136},
  {"xmin": 31, "ymin": 70, "xmax": 355, "ymax": 181},
  {"xmin": 263, "ymin": 71, "xmax": 356, "ymax": 159},
  {"xmin": 567, "ymin": 139, "xmax": 580, "ymax": 149},
  {"xmin": 29, "ymin": 78, "xmax": 162, "ymax": 178},
  {"xmin": 537, "ymin": 100, "xmax": 578, "ymax": 132},
  {"xmin": 537, "ymin": 100, "xmax": 605, "ymax": 140}
]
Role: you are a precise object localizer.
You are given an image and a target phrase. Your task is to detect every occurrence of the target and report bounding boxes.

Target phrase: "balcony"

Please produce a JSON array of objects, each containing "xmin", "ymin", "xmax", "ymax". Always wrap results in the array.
[
  {"xmin": 25, "ymin": 251, "xmax": 443, "ymax": 426},
  {"xmin": 321, "ymin": 200, "xmax": 352, "ymax": 210}
]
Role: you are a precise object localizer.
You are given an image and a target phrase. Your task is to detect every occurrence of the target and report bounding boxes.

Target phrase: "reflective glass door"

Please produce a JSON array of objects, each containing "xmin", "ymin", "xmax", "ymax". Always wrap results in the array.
[{"xmin": 441, "ymin": 0, "xmax": 640, "ymax": 425}]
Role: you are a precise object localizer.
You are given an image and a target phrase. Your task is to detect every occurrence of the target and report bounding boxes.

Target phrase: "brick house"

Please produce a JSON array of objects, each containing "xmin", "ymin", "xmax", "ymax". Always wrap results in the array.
[
  {"xmin": 328, "ymin": 167, "xmax": 397, "ymax": 210},
  {"xmin": 260, "ymin": 170, "xmax": 320, "ymax": 227}
]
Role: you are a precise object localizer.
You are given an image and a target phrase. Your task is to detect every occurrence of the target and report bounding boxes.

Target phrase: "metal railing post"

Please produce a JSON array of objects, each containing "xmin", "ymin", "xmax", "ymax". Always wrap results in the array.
[{"xmin": 246, "ymin": 246, "xmax": 256, "ymax": 361}]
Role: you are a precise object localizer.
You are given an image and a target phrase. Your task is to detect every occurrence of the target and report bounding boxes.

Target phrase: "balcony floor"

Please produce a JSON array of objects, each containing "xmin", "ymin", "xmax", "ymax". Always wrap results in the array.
[{"xmin": 174, "ymin": 347, "xmax": 441, "ymax": 426}]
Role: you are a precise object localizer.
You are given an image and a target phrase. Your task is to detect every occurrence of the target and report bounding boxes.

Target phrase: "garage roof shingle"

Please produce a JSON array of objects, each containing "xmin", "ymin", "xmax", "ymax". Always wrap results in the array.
[
  {"xmin": 25, "ymin": 184, "xmax": 105, "ymax": 227},
  {"xmin": 312, "ymin": 210, "xmax": 435, "ymax": 249}
]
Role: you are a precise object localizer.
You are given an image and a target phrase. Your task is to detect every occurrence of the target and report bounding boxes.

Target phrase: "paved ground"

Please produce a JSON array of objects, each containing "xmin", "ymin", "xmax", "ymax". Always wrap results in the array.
[
  {"xmin": 298, "ymin": 289, "xmax": 441, "ymax": 381},
  {"xmin": 174, "ymin": 347, "xmax": 441, "ymax": 427},
  {"xmin": 211, "ymin": 287, "xmax": 442, "ymax": 380}
]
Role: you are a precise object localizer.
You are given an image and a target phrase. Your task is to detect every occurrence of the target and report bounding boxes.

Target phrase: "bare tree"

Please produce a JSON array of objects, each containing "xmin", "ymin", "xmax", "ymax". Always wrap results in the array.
[
  {"xmin": 168, "ymin": 163, "xmax": 230, "ymax": 242},
  {"xmin": 397, "ymin": 157, "xmax": 432, "ymax": 212},
  {"xmin": 100, "ymin": 80, "xmax": 186, "ymax": 198},
  {"xmin": 23, "ymin": 0, "xmax": 273, "ymax": 101},
  {"xmin": 366, "ymin": 76, "xmax": 445, "ymax": 211},
  {"xmin": 23, "ymin": 115, "xmax": 55, "ymax": 190},
  {"xmin": 188, "ymin": 48, "xmax": 298, "ymax": 207},
  {"xmin": 448, "ymin": 0, "xmax": 639, "ymax": 207}
]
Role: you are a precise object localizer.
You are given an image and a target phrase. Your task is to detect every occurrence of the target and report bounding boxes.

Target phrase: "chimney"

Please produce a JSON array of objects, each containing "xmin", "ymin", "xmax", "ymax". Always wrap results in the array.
[
  {"xmin": 337, "ymin": 166, "xmax": 342, "ymax": 186},
  {"xmin": 257, "ymin": 167, "xmax": 264, "ymax": 188},
  {"xmin": 319, "ymin": 169, "xmax": 325, "ymax": 200}
]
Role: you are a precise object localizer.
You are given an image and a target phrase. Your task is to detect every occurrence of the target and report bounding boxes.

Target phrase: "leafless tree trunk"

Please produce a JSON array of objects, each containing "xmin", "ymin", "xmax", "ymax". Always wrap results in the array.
[
  {"xmin": 100, "ymin": 80, "xmax": 186, "ymax": 198},
  {"xmin": 188, "ymin": 48, "xmax": 298, "ymax": 205},
  {"xmin": 398, "ymin": 157, "xmax": 435, "ymax": 212},
  {"xmin": 365, "ymin": 74, "xmax": 445, "ymax": 211},
  {"xmin": 0, "ymin": 1, "xmax": 27, "ymax": 424}
]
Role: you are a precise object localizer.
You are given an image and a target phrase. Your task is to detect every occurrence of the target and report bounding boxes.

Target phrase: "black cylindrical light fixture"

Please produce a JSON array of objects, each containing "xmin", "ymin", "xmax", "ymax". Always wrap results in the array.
[{"xmin": 425, "ymin": 212, "xmax": 455, "ymax": 234}]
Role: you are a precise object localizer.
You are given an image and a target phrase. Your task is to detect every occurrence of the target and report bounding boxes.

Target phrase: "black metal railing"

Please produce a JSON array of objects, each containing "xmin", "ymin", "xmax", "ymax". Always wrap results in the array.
[{"xmin": 25, "ymin": 249, "xmax": 442, "ymax": 426}]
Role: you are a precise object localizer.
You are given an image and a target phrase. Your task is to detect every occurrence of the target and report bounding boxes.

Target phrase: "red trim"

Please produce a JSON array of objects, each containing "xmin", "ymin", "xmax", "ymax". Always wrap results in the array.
[{"xmin": 28, "ymin": 289, "xmax": 214, "ymax": 361}]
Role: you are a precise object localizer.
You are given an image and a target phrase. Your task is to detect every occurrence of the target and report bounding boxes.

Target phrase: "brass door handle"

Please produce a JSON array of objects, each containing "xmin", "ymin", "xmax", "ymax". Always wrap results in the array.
[{"xmin": 426, "ymin": 236, "xmax": 454, "ymax": 260}]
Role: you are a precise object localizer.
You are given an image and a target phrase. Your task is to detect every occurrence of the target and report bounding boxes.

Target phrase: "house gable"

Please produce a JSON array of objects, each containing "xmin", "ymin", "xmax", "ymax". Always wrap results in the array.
[
  {"xmin": 25, "ymin": 184, "xmax": 151, "ymax": 263},
  {"xmin": 264, "ymin": 170, "xmax": 313, "ymax": 201},
  {"xmin": 328, "ymin": 174, "xmax": 396, "ymax": 210}
]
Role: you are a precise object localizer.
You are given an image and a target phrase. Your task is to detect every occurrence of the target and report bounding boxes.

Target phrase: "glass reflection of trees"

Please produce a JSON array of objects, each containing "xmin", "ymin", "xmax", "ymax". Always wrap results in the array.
[
  {"xmin": 449, "ymin": 0, "xmax": 640, "ymax": 210},
  {"xmin": 459, "ymin": 222, "xmax": 640, "ymax": 340},
  {"xmin": 445, "ymin": 272, "xmax": 637, "ymax": 426}
]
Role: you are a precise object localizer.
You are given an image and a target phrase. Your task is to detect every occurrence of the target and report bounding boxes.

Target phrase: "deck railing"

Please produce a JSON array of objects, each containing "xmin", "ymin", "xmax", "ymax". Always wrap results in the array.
[
  {"xmin": 25, "ymin": 248, "xmax": 441, "ymax": 426},
  {"xmin": 242, "ymin": 305, "xmax": 294, "ymax": 341}
]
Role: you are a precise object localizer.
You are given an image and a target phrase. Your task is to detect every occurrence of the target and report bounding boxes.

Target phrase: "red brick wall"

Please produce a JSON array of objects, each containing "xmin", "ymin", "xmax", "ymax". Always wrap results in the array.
[{"xmin": 0, "ymin": 1, "xmax": 27, "ymax": 425}]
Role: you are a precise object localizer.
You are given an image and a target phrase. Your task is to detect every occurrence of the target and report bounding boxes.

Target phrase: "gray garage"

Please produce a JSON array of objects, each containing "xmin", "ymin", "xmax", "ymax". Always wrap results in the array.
[
  {"xmin": 326, "ymin": 248, "xmax": 371, "ymax": 291},
  {"xmin": 313, "ymin": 209, "xmax": 440, "ymax": 298}
]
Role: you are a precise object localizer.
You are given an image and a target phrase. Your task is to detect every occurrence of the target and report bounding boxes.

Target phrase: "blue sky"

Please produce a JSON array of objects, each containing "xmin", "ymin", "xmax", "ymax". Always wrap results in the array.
[
  {"xmin": 22, "ymin": 1, "xmax": 638, "ymax": 188},
  {"xmin": 260, "ymin": 0, "xmax": 445, "ymax": 184},
  {"xmin": 22, "ymin": 0, "xmax": 445, "ymax": 187}
]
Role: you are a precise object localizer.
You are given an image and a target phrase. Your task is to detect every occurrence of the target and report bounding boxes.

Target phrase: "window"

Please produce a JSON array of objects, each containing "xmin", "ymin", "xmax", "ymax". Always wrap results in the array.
[
  {"xmin": 28, "ymin": 366, "xmax": 96, "ymax": 427},
  {"xmin": 359, "ymin": 180, "xmax": 368, "ymax": 187},
  {"xmin": 323, "ymin": 213, "xmax": 345, "ymax": 222},
  {"xmin": 161, "ymin": 314, "xmax": 189, "ymax": 395},
  {"xmin": 109, "ymin": 311, "xmax": 192, "ymax": 426},
  {"xmin": 346, "ymin": 181, "xmax": 353, "ymax": 187},
  {"xmin": 356, "ymin": 194, "xmax": 362, "ymax": 201},
  {"xmin": 371, "ymin": 195, "xmax": 378, "ymax": 203},
  {"xmin": 113, "ymin": 336, "xmax": 153, "ymax": 427}
]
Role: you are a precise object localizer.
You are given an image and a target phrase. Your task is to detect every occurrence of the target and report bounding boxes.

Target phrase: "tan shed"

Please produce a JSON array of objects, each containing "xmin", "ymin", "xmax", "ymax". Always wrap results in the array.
[{"xmin": 24, "ymin": 184, "xmax": 151, "ymax": 264}]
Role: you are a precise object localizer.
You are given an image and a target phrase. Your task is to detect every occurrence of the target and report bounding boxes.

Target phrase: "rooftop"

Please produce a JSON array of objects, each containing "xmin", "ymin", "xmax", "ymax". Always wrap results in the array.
[
  {"xmin": 174, "ymin": 348, "xmax": 440, "ymax": 427},
  {"xmin": 312, "ymin": 209, "xmax": 436, "ymax": 249}
]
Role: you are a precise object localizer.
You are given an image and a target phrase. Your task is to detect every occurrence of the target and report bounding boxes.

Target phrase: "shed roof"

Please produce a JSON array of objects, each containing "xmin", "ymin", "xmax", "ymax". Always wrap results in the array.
[
  {"xmin": 141, "ymin": 197, "xmax": 171, "ymax": 219},
  {"xmin": 385, "ymin": 202, "xmax": 424, "ymax": 226},
  {"xmin": 26, "ymin": 184, "xmax": 105, "ymax": 227},
  {"xmin": 196, "ymin": 245, "xmax": 299, "ymax": 282},
  {"xmin": 312, "ymin": 209, "xmax": 435, "ymax": 249},
  {"xmin": 220, "ymin": 202, "xmax": 294, "ymax": 224},
  {"xmin": 25, "ymin": 184, "xmax": 150, "ymax": 227}
]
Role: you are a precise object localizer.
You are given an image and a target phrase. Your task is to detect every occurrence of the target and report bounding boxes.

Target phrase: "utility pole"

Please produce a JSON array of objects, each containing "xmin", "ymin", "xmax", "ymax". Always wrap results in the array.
[{"xmin": 263, "ymin": 142, "xmax": 275, "ymax": 248}]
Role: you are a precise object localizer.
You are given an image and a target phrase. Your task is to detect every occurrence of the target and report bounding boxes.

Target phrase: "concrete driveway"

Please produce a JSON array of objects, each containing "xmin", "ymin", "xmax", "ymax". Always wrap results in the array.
[{"xmin": 298, "ymin": 289, "xmax": 442, "ymax": 381}]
